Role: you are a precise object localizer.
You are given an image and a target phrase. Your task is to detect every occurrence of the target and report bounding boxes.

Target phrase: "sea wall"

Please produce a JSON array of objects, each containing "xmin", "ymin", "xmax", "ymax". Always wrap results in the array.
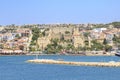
[{"xmin": 27, "ymin": 59, "xmax": 120, "ymax": 67}]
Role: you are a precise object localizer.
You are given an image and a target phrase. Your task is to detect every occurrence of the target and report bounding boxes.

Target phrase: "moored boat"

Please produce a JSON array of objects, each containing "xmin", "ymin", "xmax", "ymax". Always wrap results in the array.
[{"xmin": 115, "ymin": 51, "xmax": 120, "ymax": 57}]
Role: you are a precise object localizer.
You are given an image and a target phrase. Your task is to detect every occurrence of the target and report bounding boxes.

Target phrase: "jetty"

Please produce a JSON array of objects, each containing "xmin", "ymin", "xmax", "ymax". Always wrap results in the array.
[{"xmin": 26, "ymin": 59, "xmax": 120, "ymax": 67}]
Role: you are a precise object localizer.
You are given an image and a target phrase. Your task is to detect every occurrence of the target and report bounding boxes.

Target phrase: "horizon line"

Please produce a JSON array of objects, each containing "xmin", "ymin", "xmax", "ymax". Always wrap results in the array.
[{"xmin": 1, "ymin": 21, "xmax": 120, "ymax": 26}]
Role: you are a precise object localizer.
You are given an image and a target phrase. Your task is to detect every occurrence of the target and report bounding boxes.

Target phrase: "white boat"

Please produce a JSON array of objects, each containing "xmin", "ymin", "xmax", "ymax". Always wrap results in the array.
[{"xmin": 115, "ymin": 51, "xmax": 120, "ymax": 57}]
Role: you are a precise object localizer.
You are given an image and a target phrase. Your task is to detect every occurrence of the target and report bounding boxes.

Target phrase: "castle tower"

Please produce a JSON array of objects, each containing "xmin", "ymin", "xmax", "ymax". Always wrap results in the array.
[
  {"xmin": 37, "ymin": 29, "xmax": 53, "ymax": 51},
  {"xmin": 72, "ymin": 27, "xmax": 84, "ymax": 48}
]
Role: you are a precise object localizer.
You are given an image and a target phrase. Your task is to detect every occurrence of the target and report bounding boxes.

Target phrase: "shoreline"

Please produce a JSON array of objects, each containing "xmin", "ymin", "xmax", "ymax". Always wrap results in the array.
[
  {"xmin": 0, "ymin": 53, "xmax": 115, "ymax": 56},
  {"xmin": 0, "ymin": 54, "xmax": 115, "ymax": 56}
]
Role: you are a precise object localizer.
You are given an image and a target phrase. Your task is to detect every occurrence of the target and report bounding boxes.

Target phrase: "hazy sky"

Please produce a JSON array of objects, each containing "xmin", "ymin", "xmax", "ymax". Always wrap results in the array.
[{"xmin": 0, "ymin": 0, "xmax": 120, "ymax": 25}]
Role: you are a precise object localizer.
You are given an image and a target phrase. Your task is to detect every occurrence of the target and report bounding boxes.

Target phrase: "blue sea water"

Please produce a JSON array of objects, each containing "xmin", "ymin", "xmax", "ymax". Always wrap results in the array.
[{"xmin": 0, "ymin": 55, "xmax": 120, "ymax": 80}]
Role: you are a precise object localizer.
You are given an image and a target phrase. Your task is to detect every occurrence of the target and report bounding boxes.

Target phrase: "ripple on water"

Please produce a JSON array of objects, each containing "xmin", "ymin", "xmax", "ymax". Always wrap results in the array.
[{"xmin": 0, "ymin": 55, "xmax": 120, "ymax": 80}]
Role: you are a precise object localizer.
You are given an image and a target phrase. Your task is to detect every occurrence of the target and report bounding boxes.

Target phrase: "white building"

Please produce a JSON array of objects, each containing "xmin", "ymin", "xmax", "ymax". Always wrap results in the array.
[{"xmin": 93, "ymin": 28, "xmax": 107, "ymax": 33}]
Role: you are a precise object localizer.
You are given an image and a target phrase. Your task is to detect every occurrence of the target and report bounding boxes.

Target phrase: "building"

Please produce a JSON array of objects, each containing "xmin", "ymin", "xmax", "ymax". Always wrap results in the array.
[
  {"xmin": 72, "ymin": 28, "xmax": 84, "ymax": 48},
  {"xmin": 3, "ymin": 33, "xmax": 14, "ymax": 41},
  {"xmin": 16, "ymin": 28, "xmax": 32, "ymax": 37},
  {"xmin": 37, "ymin": 29, "xmax": 53, "ymax": 50},
  {"xmin": 93, "ymin": 28, "xmax": 107, "ymax": 33},
  {"xmin": 90, "ymin": 31, "xmax": 106, "ymax": 44}
]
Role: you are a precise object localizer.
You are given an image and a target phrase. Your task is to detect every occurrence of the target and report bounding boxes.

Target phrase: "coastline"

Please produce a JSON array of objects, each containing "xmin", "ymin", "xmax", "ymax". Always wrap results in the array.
[{"xmin": 0, "ymin": 53, "xmax": 115, "ymax": 56}]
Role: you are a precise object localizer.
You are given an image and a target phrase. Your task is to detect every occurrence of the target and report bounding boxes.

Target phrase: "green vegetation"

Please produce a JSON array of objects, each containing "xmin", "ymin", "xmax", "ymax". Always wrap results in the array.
[
  {"xmin": 0, "ymin": 44, "xmax": 3, "ymax": 49},
  {"xmin": 32, "ymin": 27, "xmax": 40, "ymax": 41},
  {"xmin": 45, "ymin": 38, "xmax": 63, "ymax": 53},
  {"xmin": 29, "ymin": 27, "xmax": 41, "ymax": 51},
  {"xmin": 29, "ymin": 46, "xmax": 36, "ymax": 52},
  {"xmin": 103, "ymin": 39, "xmax": 107, "ymax": 45},
  {"xmin": 65, "ymin": 31, "xmax": 70, "ymax": 34},
  {"xmin": 28, "ymin": 22, "xmax": 120, "ymax": 53},
  {"xmin": 65, "ymin": 44, "xmax": 74, "ymax": 51},
  {"xmin": 91, "ymin": 40, "xmax": 104, "ymax": 51},
  {"xmin": 93, "ymin": 24, "xmax": 108, "ymax": 28},
  {"xmin": 111, "ymin": 22, "xmax": 120, "ymax": 28},
  {"xmin": 83, "ymin": 32, "xmax": 90, "ymax": 37},
  {"xmin": 15, "ymin": 34, "xmax": 20, "ymax": 39},
  {"xmin": 104, "ymin": 45, "xmax": 112, "ymax": 52},
  {"xmin": 112, "ymin": 34, "xmax": 120, "ymax": 50},
  {"xmin": 113, "ymin": 34, "xmax": 120, "ymax": 43},
  {"xmin": 60, "ymin": 34, "xmax": 64, "ymax": 41}
]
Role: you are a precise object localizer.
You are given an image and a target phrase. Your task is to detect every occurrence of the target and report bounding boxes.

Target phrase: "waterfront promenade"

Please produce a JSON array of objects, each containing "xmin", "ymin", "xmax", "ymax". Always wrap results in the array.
[{"xmin": 27, "ymin": 59, "xmax": 120, "ymax": 67}]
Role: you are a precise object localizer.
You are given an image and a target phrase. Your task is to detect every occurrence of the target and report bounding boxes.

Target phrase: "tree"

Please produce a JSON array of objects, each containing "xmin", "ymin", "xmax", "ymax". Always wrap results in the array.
[
  {"xmin": 65, "ymin": 31, "xmax": 70, "ymax": 34},
  {"xmin": 91, "ymin": 40, "xmax": 104, "ymax": 51},
  {"xmin": 103, "ymin": 39, "xmax": 107, "ymax": 45},
  {"xmin": 104, "ymin": 45, "xmax": 112, "ymax": 52},
  {"xmin": 0, "ymin": 44, "xmax": 3, "ymax": 49},
  {"xmin": 51, "ymin": 38, "xmax": 59, "ymax": 47},
  {"xmin": 29, "ymin": 46, "xmax": 36, "ymax": 52},
  {"xmin": 112, "ymin": 34, "xmax": 120, "ymax": 49},
  {"xmin": 84, "ymin": 40, "xmax": 89, "ymax": 46},
  {"xmin": 45, "ymin": 38, "xmax": 63, "ymax": 54},
  {"xmin": 32, "ymin": 27, "xmax": 40, "ymax": 41},
  {"xmin": 66, "ymin": 44, "xmax": 74, "ymax": 51},
  {"xmin": 15, "ymin": 34, "xmax": 20, "ymax": 38},
  {"xmin": 84, "ymin": 32, "xmax": 90, "ymax": 38},
  {"xmin": 113, "ymin": 34, "xmax": 120, "ymax": 44},
  {"xmin": 30, "ymin": 41, "xmax": 36, "ymax": 45},
  {"xmin": 93, "ymin": 24, "xmax": 108, "ymax": 28},
  {"xmin": 111, "ymin": 22, "xmax": 120, "ymax": 28},
  {"xmin": 60, "ymin": 34, "xmax": 64, "ymax": 41},
  {"xmin": 42, "ymin": 31, "xmax": 45, "ymax": 36}
]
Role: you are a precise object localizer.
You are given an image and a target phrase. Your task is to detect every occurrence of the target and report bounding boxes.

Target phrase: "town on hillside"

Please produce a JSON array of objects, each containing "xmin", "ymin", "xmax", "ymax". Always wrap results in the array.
[{"xmin": 0, "ymin": 22, "xmax": 120, "ymax": 55}]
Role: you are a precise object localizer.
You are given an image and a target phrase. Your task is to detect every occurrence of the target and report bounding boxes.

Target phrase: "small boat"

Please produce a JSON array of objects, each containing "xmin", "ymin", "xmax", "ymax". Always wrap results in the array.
[{"xmin": 115, "ymin": 51, "xmax": 120, "ymax": 57}]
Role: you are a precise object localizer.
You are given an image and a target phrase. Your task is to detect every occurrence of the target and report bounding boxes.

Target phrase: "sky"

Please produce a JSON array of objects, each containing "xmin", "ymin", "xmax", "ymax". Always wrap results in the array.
[{"xmin": 0, "ymin": 0, "xmax": 120, "ymax": 25}]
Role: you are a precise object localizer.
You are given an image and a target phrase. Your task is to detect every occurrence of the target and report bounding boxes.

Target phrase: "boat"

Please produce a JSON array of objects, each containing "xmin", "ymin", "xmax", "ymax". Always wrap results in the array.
[{"xmin": 115, "ymin": 51, "xmax": 120, "ymax": 57}]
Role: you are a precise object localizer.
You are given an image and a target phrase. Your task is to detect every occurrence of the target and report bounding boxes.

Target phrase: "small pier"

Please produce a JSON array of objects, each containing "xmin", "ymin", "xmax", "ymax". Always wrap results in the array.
[{"xmin": 26, "ymin": 59, "xmax": 120, "ymax": 67}]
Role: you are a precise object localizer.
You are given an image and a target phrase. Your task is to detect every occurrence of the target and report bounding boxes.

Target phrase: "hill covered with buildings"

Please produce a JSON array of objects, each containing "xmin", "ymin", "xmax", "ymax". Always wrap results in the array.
[{"xmin": 0, "ymin": 22, "xmax": 120, "ymax": 55}]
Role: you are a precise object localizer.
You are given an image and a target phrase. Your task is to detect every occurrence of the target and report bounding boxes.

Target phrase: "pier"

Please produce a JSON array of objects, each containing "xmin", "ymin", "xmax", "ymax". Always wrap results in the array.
[{"xmin": 27, "ymin": 59, "xmax": 120, "ymax": 67}]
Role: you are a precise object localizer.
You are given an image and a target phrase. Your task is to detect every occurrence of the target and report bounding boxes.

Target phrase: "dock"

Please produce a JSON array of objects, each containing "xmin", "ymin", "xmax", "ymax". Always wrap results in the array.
[{"xmin": 26, "ymin": 59, "xmax": 120, "ymax": 67}]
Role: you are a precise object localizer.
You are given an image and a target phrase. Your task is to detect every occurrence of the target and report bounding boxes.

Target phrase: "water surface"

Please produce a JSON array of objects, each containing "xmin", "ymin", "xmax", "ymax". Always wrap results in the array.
[{"xmin": 0, "ymin": 55, "xmax": 120, "ymax": 80}]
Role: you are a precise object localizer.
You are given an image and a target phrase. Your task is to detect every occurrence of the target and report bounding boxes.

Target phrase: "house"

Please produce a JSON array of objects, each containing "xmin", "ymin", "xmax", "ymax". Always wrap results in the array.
[
  {"xmin": 103, "ymin": 29, "xmax": 118, "ymax": 46},
  {"xmin": 16, "ymin": 28, "xmax": 32, "ymax": 37},
  {"xmin": 90, "ymin": 31, "xmax": 106, "ymax": 43},
  {"xmin": 93, "ymin": 28, "xmax": 107, "ymax": 33},
  {"xmin": 3, "ymin": 33, "xmax": 14, "ymax": 41}
]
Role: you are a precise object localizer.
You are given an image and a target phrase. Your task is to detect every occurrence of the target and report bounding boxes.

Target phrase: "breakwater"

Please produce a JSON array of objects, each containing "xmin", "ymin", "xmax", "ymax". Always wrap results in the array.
[{"xmin": 26, "ymin": 59, "xmax": 120, "ymax": 67}]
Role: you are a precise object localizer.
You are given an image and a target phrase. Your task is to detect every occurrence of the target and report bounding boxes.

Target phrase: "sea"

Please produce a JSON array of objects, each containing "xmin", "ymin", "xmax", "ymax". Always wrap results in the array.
[{"xmin": 0, "ymin": 55, "xmax": 120, "ymax": 80}]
